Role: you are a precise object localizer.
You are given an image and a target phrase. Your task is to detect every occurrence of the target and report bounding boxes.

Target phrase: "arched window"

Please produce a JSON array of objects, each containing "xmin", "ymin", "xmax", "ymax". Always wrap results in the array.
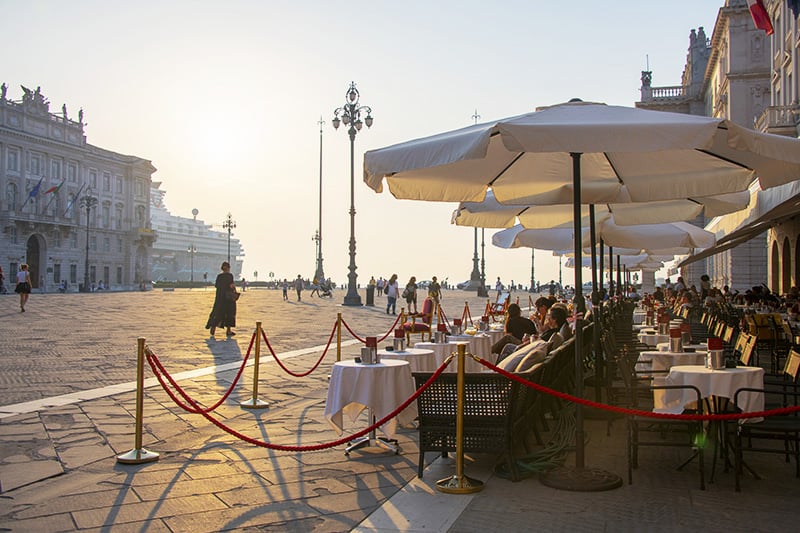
[
  {"xmin": 782, "ymin": 237, "xmax": 791, "ymax": 295},
  {"xmin": 6, "ymin": 182, "xmax": 17, "ymax": 211},
  {"xmin": 771, "ymin": 240, "xmax": 780, "ymax": 292}
]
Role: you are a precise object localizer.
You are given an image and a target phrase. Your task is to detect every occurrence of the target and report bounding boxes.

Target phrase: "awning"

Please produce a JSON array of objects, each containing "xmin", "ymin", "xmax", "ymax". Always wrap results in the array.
[{"xmin": 679, "ymin": 180, "xmax": 800, "ymax": 267}]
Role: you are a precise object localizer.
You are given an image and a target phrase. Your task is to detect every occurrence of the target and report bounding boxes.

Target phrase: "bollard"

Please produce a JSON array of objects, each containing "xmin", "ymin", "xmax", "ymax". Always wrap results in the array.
[
  {"xmin": 117, "ymin": 338, "xmax": 160, "ymax": 464},
  {"xmin": 241, "ymin": 322, "xmax": 269, "ymax": 409},
  {"xmin": 436, "ymin": 344, "xmax": 484, "ymax": 494}
]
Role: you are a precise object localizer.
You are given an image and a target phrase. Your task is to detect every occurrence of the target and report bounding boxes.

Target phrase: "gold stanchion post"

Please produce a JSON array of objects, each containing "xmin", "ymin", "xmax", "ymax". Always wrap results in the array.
[
  {"xmin": 241, "ymin": 321, "xmax": 269, "ymax": 409},
  {"xmin": 336, "ymin": 312, "xmax": 342, "ymax": 362},
  {"xmin": 117, "ymin": 338, "xmax": 160, "ymax": 464},
  {"xmin": 436, "ymin": 344, "xmax": 484, "ymax": 494}
]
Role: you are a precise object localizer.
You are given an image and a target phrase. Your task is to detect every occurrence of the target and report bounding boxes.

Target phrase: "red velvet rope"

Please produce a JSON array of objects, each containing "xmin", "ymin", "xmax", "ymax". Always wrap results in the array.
[
  {"xmin": 145, "ymin": 349, "xmax": 453, "ymax": 451},
  {"xmin": 260, "ymin": 325, "xmax": 336, "ymax": 377},
  {"xmin": 475, "ymin": 357, "xmax": 800, "ymax": 421},
  {"xmin": 143, "ymin": 330, "xmax": 255, "ymax": 414},
  {"xmin": 340, "ymin": 313, "xmax": 402, "ymax": 344}
]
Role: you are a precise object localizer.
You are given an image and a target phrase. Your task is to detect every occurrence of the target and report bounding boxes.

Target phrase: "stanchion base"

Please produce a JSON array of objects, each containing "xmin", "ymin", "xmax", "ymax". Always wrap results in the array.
[
  {"xmin": 344, "ymin": 436, "xmax": 399, "ymax": 456},
  {"xmin": 240, "ymin": 398, "xmax": 269, "ymax": 410},
  {"xmin": 436, "ymin": 474, "xmax": 484, "ymax": 494},
  {"xmin": 116, "ymin": 448, "xmax": 160, "ymax": 465},
  {"xmin": 539, "ymin": 467, "xmax": 622, "ymax": 492}
]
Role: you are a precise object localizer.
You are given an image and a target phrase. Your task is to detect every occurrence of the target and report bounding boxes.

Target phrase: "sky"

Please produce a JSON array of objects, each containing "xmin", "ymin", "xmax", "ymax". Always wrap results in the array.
[{"xmin": 1, "ymin": 0, "xmax": 725, "ymax": 288}]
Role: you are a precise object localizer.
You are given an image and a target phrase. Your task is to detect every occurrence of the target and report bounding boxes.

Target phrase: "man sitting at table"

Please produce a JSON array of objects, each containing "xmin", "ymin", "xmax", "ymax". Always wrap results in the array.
[
  {"xmin": 496, "ymin": 305, "xmax": 573, "ymax": 372},
  {"xmin": 539, "ymin": 304, "xmax": 572, "ymax": 346},
  {"xmin": 491, "ymin": 303, "xmax": 537, "ymax": 357}
]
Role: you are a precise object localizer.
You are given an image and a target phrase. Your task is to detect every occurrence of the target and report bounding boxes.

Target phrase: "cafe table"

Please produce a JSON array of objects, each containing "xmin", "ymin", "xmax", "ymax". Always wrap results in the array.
[
  {"xmin": 636, "ymin": 350, "xmax": 707, "ymax": 374},
  {"xmin": 656, "ymin": 342, "xmax": 707, "ymax": 353},
  {"xmin": 413, "ymin": 340, "xmax": 491, "ymax": 373},
  {"xmin": 638, "ymin": 331, "xmax": 669, "ymax": 347},
  {"xmin": 378, "ymin": 347, "xmax": 436, "ymax": 373},
  {"xmin": 632, "ymin": 309, "xmax": 647, "ymax": 324},
  {"xmin": 656, "ymin": 365, "xmax": 765, "ymax": 417},
  {"xmin": 324, "ymin": 359, "xmax": 417, "ymax": 455}
]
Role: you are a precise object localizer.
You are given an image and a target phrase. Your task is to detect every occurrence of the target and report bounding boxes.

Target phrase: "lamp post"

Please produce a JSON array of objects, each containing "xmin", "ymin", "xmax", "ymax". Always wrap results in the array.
[
  {"xmin": 530, "ymin": 249, "xmax": 535, "ymax": 292},
  {"xmin": 479, "ymin": 228, "xmax": 487, "ymax": 297},
  {"xmin": 332, "ymin": 81, "xmax": 373, "ymax": 306},
  {"xmin": 223, "ymin": 213, "xmax": 236, "ymax": 266},
  {"xmin": 188, "ymin": 244, "xmax": 196, "ymax": 283},
  {"xmin": 468, "ymin": 110, "xmax": 483, "ymax": 294},
  {"xmin": 314, "ymin": 117, "xmax": 326, "ymax": 284},
  {"xmin": 79, "ymin": 188, "xmax": 97, "ymax": 292}
]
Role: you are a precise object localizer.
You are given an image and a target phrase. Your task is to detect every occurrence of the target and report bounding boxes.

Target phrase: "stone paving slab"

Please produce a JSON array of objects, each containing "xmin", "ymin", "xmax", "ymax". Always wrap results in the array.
[{"xmin": 3, "ymin": 289, "xmax": 800, "ymax": 532}]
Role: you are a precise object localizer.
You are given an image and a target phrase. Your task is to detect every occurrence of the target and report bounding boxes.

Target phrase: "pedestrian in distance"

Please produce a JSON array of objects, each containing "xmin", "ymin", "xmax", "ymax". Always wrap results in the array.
[
  {"xmin": 282, "ymin": 279, "xmax": 289, "ymax": 301},
  {"xmin": 205, "ymin": 261, "xmax": 237, "ymax": 337},
  {"xmin": 403, "ymin": 276, "xmax": 418, "ymax": 314},
  {"xmin": 294, "ymin": 274, "xmax": 304, "ymax": 301},
  {"xmin": 14, "ymin": 263, "xmax": 31, "ymax": 312},
  {"xmin": 428, "ymin": 276, "xmax": 442, "ymax": 307},
  {"xmin": 385, "ymin": 274, "xmax": 399, "ymax": 315}
]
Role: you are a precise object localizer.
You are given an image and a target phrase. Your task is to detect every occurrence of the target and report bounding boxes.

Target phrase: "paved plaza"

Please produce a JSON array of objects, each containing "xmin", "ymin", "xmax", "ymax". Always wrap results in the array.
[{"xmin": 1, "ymin": 289, "xmax": 799, "ymax": 532}]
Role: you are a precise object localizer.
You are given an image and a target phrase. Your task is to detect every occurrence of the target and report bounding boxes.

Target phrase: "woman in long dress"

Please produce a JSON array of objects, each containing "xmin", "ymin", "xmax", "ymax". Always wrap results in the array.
[{"xmin": 205, "ymin": 261, "xmax": 237, "ymax": 336}]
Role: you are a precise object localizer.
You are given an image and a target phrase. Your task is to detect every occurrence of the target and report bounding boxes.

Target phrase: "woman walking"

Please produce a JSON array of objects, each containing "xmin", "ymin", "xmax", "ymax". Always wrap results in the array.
[
  {"xmin": 403, "ymin": 276, "xmax": 418, "ymax": 314},
  {"xmin": 15, "ymin": 263, "xmax": 31, "ymax": 312},
  {"xmin": 205, "ymin": 261, "xmax": 237, "ymax": 337},
  {"xmin": 385, "ymin": 274, "xmax": 399, "ymax": 315}
]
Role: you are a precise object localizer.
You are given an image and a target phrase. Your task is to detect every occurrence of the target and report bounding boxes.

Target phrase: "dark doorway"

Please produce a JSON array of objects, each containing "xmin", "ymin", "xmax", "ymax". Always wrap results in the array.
[{"xmin": 26, "ymin": 235, "xmax": 41, "ymax": 289}]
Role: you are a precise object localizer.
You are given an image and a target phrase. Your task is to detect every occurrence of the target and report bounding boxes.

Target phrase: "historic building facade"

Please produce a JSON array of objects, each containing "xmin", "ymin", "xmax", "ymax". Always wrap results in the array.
[
  {"xmin": 0, "ymin": 84, "xmax": 156, "ymax": 291},
  {"xmin": 149, "ymin": 183, "xmax": 244, "ymax": 282},
  {"xmin": 638, "ymin": 0, "xmax": 799, "ymax": 294}
]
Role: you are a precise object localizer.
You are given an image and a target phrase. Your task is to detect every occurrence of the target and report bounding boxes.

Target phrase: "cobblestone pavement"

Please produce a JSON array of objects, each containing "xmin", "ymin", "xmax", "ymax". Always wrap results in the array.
[{"xmin": 1, "ymin": 289, "xmax": 798, "ymax": 532}]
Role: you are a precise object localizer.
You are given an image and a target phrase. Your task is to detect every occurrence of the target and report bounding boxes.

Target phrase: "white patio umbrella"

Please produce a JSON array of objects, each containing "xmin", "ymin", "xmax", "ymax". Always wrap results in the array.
[
  {"xmin": 492, "ymin": 220, "xmax": 715, "ymax": 252},
  {"xmin": 452, "ymin": 189, "xmax": 750, "ymax": 229},
  {"xmin": 364, "ymin": 99, "xmax": 800, "ymax": 486}
]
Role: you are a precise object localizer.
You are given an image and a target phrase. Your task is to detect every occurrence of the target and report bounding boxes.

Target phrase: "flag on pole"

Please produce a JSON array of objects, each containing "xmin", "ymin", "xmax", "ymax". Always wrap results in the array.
[
  {"xmin": 44, "ymin": 180, "xmax": 66, "ymax": 211},
  {"xmin": 747, "ymin": 0, "xmax": 774, "ymax": 35},
  {"xmin": 63, "ymin": 183, "xmax": 85, "ymax": 216},
  {"xmin": 44, "ymin": 180, "xmax": 65, "ymax": 195},
  {"xmin": 20, "ymin": 177, "xmax": 44, "ymax": 209}
]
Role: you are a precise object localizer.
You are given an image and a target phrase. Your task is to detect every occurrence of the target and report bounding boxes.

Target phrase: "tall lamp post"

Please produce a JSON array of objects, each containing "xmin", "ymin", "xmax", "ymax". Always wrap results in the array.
[
  {"xmin": 530, "ymin": 249, "xmax": 535, "ymax": 292},
  {"xmin": 468, "ymin": 110, "xmax": 483, "ymax": 294},
  {"xmin": 332, "ymin": 81, "xmax": 373, "ymax": 306},
  {"xmin": 223, "ymin": 213, "xmax": 236, "ymax": 266},
  {"xmin": 479, "ymin": 229, "xmax": 487, "ymax": 297},
  {"xmin": 314, "ymin": 117, "xmax": 326, "ymax": 284},
  {"xmin": 188, "ymin": 244, "xmax": 196, "ymax": 283},
  {"xmin": 79, "ymin": 188, "xmax": 98, "ymax": 292}
]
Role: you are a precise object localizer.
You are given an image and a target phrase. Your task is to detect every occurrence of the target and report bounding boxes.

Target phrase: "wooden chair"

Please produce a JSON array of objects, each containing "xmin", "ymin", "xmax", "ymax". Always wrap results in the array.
[
  {"xmin": 485, "ymin": 291, "xmax": 510, "ymax": 321},
  {"xmin": 403, "ymin": 297, "xmax": 434, "ymax": 343}
]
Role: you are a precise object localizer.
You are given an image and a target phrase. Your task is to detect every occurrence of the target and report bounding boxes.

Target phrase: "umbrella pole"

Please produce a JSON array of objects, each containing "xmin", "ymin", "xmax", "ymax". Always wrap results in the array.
[
  {"xmin": 589, "ymin": 205, "xmax": 602, "ymax": 402},
  {"xmin": 539, "ymin": 153, "xmax": 621, "ymax": 492}
]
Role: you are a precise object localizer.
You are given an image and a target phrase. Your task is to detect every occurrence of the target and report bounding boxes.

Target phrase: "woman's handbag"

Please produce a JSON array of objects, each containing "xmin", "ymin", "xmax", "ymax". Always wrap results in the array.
[{"xmin": 226, "ymin": 290, "xmax": 240, "ymax": 302}]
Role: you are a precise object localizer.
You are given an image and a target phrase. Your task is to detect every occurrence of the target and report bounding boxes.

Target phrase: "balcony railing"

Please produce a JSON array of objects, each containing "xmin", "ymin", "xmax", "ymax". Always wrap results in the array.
[
  {"xmin": 648, "ymin": 86, "xmax": 686, "ymax": 99},
  {"xmin": 754, "ymin": 104, "xmax": 800, "ymax": 133}
]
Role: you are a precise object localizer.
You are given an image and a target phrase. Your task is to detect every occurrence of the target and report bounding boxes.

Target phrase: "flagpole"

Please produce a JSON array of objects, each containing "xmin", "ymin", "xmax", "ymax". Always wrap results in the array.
[{"xmin": 20, "ymin": 177, "xmax": 44, "ymax": 211}]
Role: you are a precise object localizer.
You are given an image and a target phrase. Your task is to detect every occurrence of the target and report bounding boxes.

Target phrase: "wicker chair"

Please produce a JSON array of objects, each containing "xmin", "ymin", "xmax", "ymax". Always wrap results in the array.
[{"xmin": 412, "ymin": 371, "xmax": 525, "ymax": 480}]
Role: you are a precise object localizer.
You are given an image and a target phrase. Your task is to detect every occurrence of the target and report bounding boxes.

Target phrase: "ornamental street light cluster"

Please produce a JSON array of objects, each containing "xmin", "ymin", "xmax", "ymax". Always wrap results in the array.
[
  {"xmin": 79, "ymin": 188, "xmax": 98, "ymax": 292},
  {"xmin": 332, "ymin": 81, "xmax": 373, "ymax": 306},
  {"xmin": 188, "ymin": 243, "xmax": 197, "ymax": 283},
  {"xmin": 314, "ymin": 117, "xmax": 325, "ymax": 284}
]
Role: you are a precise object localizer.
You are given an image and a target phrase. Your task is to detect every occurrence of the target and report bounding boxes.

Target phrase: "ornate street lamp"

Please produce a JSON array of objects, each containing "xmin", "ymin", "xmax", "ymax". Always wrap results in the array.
[
  {"xmin": 479, "ymin": 228, "xmax": 487, "ymax": 297},
  {"xmin": 314, "ymin": 117, "xmax": 326, "ymax": 284},
  {"xmin": 222, "ymin": 213, "xmax": 236, "ymax": 266},
  {"xmin": 332, "ymin": 81, "xmax": 373, "ymax": 306},
  {"xmin": 188, "ymin": 244, "xmax": 196, "ymax": 283},
  {"xmin": 79, "ymin": 188, "xmax": 98, "ymax": 292},
  {"xmin": 530, "ymin": 249, "xmax": 536, "ymax": 292}
]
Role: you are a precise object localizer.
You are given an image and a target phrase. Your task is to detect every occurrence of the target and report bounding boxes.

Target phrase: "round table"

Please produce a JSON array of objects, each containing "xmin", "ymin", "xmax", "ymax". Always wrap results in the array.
[
  {"xmin": 656, "ymin": 342, "xmax": 707, "ymax": 353},
  {"xmin": 658, "ymin": 365, "xmax": 765, "ymax": 416},
  {"xmin": 637, "ymin": 350, "xmax": 707, "ymax": 374},
  {"xmin": 324, "ymin": 359, "xmax": 418, "ymax": 442},
  {"xmin": 412, "ymin": 340, "xmax": 490, "ymax": 372},
  {"xmin": 638, "ymin": 332, "xmax": 669, "ymax": 347},
  {"xmin": 378, "ymin": 347, "xmax": 436, "ymax": 373}
]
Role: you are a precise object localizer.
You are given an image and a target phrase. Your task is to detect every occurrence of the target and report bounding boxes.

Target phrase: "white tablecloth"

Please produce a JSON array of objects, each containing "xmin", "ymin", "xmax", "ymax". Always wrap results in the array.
[
  {"xmin": 638, "ymin": 332, "xmax": 669, "ymax": 347},
  {"xmin": 633, "ymin": 310, "xmax": 647, "ymax": 324},
  {"xmin": 658, "ymin": 365, "xmax": 764, "ymax": 417},
  {"xmin": 637, "ymin": 350, "xmax": 707, "ymax": 373},
  {"xmin": 413, "ymin": 340, "xmax": 491, "ymax": 373},
  {"xmin": 378, "ymin": 348, "xmax": 436, "ymax": 373},
  {"xmin": 448, "ymin": 333, "xmax": 492, "ymax": 359},
  {"xmin": 324, "ymin": 359, "xmax": 417, "ymax": 439},
  {"xmin": 656, "ymin": 342, "xmax": 707, "ymax": 353}
]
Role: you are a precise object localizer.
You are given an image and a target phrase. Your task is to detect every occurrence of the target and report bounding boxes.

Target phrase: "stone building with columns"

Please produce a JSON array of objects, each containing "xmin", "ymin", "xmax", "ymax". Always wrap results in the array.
[
  {"xmin": 637, "ymin": 0, "xmax": 799, "ymax": 295},
  {"xmin": 0, "ymin": 84, "xmax": 156, "ymax": 291}
]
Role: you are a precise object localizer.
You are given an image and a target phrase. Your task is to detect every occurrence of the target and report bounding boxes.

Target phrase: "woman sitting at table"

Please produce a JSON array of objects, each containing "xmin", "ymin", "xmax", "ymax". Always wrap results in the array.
[{"xmin": 491, "ymin": 303, "xmax": 537, "ymax": 358}]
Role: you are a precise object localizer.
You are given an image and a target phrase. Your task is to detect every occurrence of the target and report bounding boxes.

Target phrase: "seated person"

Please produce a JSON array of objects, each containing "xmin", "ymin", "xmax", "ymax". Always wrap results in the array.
[
  {"xmin": 539, "ymin": 304, "xmax": 572, "ymax": 348},
  {"xmin": 491, "ymin": 303, "xmax": 537, "ymax": 357},
  {"xmin": 530, "ymin": 296, "xmax": 554, "ymax": 333}
]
